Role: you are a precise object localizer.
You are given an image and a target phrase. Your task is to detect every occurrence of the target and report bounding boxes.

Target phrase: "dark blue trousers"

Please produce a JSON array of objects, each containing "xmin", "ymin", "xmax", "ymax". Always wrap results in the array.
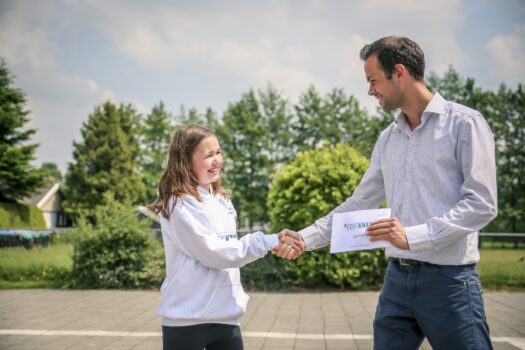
[{"xmin": 374, "ymin": 259, "xmax": 493, "ymax": 350}]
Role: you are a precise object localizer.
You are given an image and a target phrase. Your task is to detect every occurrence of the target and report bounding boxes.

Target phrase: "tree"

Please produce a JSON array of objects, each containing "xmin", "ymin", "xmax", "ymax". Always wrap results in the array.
[
  {"xmin": 216, "ymin": 90, "xmax": 272, "ymax": 227},
  {"xmin": 64, "ymin": 101, "xmax": 146, "ymax": 222},
  {"xmin": 174, "ymin": 105, "xmax": 218, "ymax": 127},
  {"xmin": 0, "ymin": 59, "xmax": 44, "ymax": 202},
  {"xmin": 39, "ymin": 162, "xmax": 62, "ymax": 184},
  {"xmin": 138, "ymin": 101, "xmax": 173, "ymax": 202},
  {"xmin": 292, "ymin": 86, "xmax": 325, "ymax": 151},
  {"xmin": 291, "ymin": 86, "xmax": 388, "ymax": 158},
  {"xmin": 258, "ymin": 84, "xmax": 294, "ymax": 166},
  {"xmin": 485, "ymin": 84, "xmax": 525, "ymax": 232},
  {"xmin": 427, "ymin": 67, "xmax": 525, "ymax": 232}
]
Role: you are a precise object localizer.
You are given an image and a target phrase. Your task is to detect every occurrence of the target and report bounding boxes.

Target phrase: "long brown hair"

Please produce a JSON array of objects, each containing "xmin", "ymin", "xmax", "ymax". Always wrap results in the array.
[{"xmin": 147, "ymin": 124, "xmax": 228, "ymax": 219}]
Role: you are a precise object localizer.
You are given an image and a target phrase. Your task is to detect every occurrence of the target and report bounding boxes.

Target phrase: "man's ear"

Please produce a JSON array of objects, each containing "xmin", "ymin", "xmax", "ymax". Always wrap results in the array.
[{"xmin": 393, "ymin": 63, "xmax": 407, "ymax": 80}]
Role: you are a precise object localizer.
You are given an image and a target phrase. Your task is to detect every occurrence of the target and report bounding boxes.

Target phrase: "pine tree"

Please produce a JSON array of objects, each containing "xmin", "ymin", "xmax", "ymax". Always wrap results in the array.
[
  {"xmin": 0, "ymin": 59, "xmax": 44, "ymax": 202},
  {"xmin": 139, "ymin": 101, "xmax": 173, "ymax": 202},
  {"xmin": 216, "ymin": 90, "xmax": 272, "ymax": 227},
  {"xmin": 64, "ymin": 101, "xmax": 146, "ymax": 222}
]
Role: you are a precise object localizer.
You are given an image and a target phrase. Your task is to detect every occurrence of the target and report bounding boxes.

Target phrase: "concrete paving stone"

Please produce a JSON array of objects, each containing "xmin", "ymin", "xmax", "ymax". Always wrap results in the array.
[
  {"xmin": 293, "ymin": 338, "xmax": 327, "ymax": 349},
  {"xmin": 0, "ymin": 290, "xmax": 524, "ymax": 349},
  {"xmin": 243, "ymin": 337, "xmax": 265, "ymax": 350},
  {"xmin": 326, "ymin": 339, "xmax": 360, "ymax": 350}
]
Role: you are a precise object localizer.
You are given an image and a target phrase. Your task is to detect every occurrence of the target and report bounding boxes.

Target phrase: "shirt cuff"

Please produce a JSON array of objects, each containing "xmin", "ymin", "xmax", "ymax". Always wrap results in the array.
[
  {"xmin": 298, "ymin": 225, "xmax": 319, "ymax": 251},
  {"xmin": 263, "ymin": 233, "xmax": 279, "ymax": 250},
  {"xmin": 405, "ymin": 224, "xmax": 432, "ymax": 252}
]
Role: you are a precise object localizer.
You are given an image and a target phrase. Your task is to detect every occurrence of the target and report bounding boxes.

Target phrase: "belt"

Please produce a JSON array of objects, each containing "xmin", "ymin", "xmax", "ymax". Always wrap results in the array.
[{"xmin": 391, "ymin": 257, "xmax": 430, "ymax": 266}]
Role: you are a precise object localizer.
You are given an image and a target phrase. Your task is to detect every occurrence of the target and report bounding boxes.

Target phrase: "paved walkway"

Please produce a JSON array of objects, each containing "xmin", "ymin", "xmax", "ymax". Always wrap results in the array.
[{"xmin": 0, "ymin": 290, "xmax": 524, "ymax": 349}]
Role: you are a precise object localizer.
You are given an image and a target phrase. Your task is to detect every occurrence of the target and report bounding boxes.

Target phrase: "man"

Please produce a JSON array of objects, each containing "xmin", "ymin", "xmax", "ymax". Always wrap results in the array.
[{"xmin": 274, "ymin": 36, "xmax": 497, "ymax": 349}]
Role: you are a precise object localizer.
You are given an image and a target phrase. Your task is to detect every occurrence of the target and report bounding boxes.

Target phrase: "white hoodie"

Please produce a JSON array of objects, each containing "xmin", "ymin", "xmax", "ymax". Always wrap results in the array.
[{"xmin": 157, "ymin": 187, "xmax": 278, "ymax": 326}]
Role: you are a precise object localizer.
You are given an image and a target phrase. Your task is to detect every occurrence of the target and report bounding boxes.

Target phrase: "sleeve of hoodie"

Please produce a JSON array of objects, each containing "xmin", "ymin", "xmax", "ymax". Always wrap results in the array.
[{"xmin": 167, "ymin": 196, "xmax": 279, "ymax": 269}]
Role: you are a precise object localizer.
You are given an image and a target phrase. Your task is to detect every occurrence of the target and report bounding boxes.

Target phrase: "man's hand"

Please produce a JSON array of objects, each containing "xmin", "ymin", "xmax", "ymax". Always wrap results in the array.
[
  {"xmin": 366, "ymin": 217, "xmax": 409, "ymax": 250},
  {"xmin": 272, "ymin": 229, "xmax": 305, "ymax": 260}
]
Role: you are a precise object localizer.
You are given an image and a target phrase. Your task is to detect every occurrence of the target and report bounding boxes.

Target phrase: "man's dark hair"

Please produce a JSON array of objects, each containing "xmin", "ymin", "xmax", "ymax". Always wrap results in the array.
[{"xmin": 359, "ymin": 36, "xmax": 425, "ymax": 81}]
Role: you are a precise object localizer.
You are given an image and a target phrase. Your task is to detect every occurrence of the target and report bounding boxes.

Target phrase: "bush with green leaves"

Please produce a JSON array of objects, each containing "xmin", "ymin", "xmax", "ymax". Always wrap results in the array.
[
  {"xmin": 243, "ymin": 144, "xmax": 387, "ymax": 290},
  {"xmin": 0, "ymin": 202, "xmax": 46, "ymax": 228},
  {"xmin": 72, "ymin": 193, "xmax": 164, "ymax": 289}
]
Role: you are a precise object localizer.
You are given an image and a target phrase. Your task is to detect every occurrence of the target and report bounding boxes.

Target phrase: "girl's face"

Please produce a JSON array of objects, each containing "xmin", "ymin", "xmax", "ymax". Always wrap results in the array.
[{"xmin": 191, "ymin": 135, "xmax": 223, "ymax": 191}]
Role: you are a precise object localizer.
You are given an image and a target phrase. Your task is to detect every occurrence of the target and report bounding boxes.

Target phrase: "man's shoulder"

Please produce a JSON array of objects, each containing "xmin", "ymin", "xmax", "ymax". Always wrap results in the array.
[{"xmin": 443, "ymin": 100, "xmax": 483, "ymax": 122}]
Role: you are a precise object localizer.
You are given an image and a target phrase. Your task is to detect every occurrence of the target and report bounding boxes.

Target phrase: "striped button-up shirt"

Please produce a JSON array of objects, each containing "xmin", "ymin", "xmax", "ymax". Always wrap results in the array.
[{"xmin": 300, "ymin": 92, "xmax": 497, "ymax": 265}]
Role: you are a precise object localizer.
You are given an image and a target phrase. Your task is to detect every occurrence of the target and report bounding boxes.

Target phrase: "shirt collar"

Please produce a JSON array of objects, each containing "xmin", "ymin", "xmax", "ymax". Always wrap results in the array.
[
  {"xmin": 394, "ymin": 92, "xmax": 446, "ymax": 132},
  {"xmin": 197, "ymin": 186, "xmax": 213, "ymax": 199},
  {"xmin": 423, "ymin": 92, "xmax": 446, "ymax": 117}
]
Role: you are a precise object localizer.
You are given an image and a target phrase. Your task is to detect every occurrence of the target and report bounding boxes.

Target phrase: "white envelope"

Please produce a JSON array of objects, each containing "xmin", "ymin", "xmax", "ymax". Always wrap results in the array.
[{"xmin": 330, "ymin": 208, "xmax": 392, "ymax": 253}]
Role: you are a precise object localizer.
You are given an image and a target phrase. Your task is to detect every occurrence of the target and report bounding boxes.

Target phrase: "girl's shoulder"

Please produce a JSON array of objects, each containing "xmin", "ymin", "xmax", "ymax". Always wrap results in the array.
[{"xmin": 170, "ymin": 193, "xmax": 207, "ymax": 215}]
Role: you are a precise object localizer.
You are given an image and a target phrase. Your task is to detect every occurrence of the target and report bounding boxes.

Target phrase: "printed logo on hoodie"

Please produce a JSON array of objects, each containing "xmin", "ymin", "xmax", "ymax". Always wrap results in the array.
[{"xmin": 217, "ymin": 232, "xmax": 238, "ymax": 241}]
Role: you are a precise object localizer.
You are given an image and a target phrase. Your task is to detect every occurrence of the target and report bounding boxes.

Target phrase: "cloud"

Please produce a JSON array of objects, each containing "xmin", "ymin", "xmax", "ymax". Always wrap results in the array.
[
  {"xmin": 0, "ymin": 1, "xmax": 117, "ymax": 172},
  {"xmin": 487, "ymin": 24, "xmax": 525, "ymax": 87}
]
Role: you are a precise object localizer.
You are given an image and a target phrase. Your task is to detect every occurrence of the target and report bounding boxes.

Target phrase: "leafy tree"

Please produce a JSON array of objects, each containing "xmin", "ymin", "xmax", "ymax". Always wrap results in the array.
[
  {"xmin": 139, "ymin": 101, "xmax": 173, "ymax": 202},
  {"xmin": 292, "ymin": 86, "xmax": 325, "ymax": 151},
  {"xmin": 292, "ymin": 86, "xmax": 388, "ymax": 158},
  {"xmin": 39, "ymin": 162, "xmax": 62, "ymax": 184},
  {"xmin": 0, "ymin": 59, "xmax": 44, "ymax": 201},
  {"xmin": 484, "ymin": 85, "xmax": 525, "ymax": 232},
  {"xmin": 216, "ymin": 90, "xmax": 272, "ymax": 227},
  {"xmin": 64, "ymin": 101, "xmax": 146, "ymax": 222},
  {"xmin": 175, "ymin": 105, "xmax": 218, "ymax": 127},
  {"xmin": 427, "ymin": 67, "xmax": 525, "ymax": 232},
  {"xmin": 258, "ymin": 84, "xmax": 294, "ymax": 165}
]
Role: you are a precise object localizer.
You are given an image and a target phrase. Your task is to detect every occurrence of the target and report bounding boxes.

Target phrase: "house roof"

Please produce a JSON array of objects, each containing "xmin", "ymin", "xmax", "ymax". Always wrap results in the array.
[
  {"xmin": 136, "ymin": 205, "xmax": 161, "ymax": 224},
  {"xmin": 23, "ymin": 182, "xmax": 62, "ymax": 209}
]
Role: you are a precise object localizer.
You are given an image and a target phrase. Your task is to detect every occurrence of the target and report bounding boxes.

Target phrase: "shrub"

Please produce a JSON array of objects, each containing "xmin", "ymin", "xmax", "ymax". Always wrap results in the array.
[
  {"xmin": 0, "ymin": 202, "xmax": 46, "ymax": 228},
  {"xmin": 245, "ymin": 144, "xmax": 388, "ymax": 290},
  {"xmin": 72, "ymin": 193, "xmax": 163, "ymax": 289}
]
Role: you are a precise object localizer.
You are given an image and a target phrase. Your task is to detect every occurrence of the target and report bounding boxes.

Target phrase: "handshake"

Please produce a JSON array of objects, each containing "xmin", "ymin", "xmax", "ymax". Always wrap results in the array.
[{"xmin": 271, "ymin": 229, "xmax": 305, "ymax": 260}]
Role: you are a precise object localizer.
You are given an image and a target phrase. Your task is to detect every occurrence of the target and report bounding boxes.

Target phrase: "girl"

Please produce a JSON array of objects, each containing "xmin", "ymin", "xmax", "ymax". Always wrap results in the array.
[{"xmin": 148, "ymin": 124, "xmax": 302, "ymax": 350}]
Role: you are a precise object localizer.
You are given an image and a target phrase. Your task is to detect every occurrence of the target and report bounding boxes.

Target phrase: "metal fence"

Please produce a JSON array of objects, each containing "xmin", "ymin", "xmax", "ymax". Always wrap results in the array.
[{"xmin": 1, "ymin": 229, "xmax": 524, "ymax": 250}]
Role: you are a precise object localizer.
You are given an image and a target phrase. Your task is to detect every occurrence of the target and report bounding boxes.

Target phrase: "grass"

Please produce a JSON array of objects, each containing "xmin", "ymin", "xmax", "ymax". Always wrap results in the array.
[
  {"xmin": 0, "ymin": 244, "xmax": 523, "ymax": 290},
  {"xmin": 478, "ymin": 249, "xmax": 525, "ymax": 290},
  {"xmin": 0, "ymin": 243, "xmax": 73, "ymax": 288}
]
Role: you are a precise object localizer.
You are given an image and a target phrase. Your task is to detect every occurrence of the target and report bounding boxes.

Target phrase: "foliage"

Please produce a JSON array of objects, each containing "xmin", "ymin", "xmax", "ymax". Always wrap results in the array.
[
  {"xmin": 0, "ymin": 59, "xmax": 44, "ymax": 202},
  {"xmin": 248, "ymin": 144, "xmax": 388, "ymax": 290},
  {"xmin": 63, "ymin": 101, "xmax": 146, "ymax": 223},
  {"xmin": 39, "ymin": 162, "xmax": 62, "ymax": 185},
  {"xmin": 174, "ymin": 105, "xmax": 218, "ymax": 127},
  {"xmin": 0, "ymin": 201, "xmax": 46, "ymax": 228},
  {"xmin": 427, "ymin": 67, "xmax": 525, "ymax": 232},
  {"xmin": 292, "ymin": 86, "xmax": 390, "ymax": 158},
  {"xmin": 71, "ymin": 193, "xmax": 162, "ymax": 289},
  {"xmin": 259, "ymin": 84, "xmax": 295, "ymax": 165},
  {"xmin": 216, "ymin": 90, "xmax": 274, "ymax": 227},
  {"xmin": 138, "ymin": 101, "xmax": 174, "ymax": 202}
]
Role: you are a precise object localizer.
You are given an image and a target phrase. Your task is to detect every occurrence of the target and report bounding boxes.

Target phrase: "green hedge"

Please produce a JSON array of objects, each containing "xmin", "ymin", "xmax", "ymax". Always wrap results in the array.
[
  {"xmin": 72, "ymin": 193, "xmax": 164, "ymax": 289},
  {"xmin": 0, "ymin": 202, "xmax": 46, "ymax": 228},
  {"xmin": 242, "ymin": 144, "xmax": 388, "ymax": 290}
]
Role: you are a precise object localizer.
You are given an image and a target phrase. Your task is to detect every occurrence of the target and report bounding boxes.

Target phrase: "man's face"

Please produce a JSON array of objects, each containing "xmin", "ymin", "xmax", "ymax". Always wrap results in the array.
[{"xmin": 364, "ymin": 55, "xmax": 403, "ymax": 111}]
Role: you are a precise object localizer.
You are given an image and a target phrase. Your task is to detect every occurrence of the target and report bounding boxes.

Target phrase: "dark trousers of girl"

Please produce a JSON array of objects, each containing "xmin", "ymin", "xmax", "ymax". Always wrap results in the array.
[{"xmin": 162, "ymin": 323, "xmax": 244, "ymax": 350}]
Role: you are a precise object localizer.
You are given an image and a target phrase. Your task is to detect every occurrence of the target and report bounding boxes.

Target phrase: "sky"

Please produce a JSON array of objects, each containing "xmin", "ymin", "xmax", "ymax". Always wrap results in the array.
[{"xmin": 1, "ymin": 0, "xmax": 524, "ymax": 173}]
